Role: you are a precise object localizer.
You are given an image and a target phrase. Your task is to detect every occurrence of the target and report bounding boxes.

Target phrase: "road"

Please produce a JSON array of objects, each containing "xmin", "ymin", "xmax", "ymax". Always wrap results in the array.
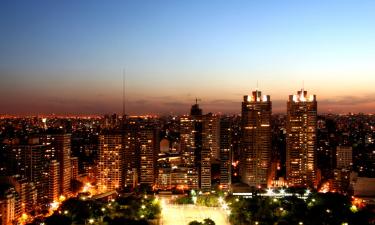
[{"xmin": 160, "ymin": 197, "xmax": 230, "ymax": 225}]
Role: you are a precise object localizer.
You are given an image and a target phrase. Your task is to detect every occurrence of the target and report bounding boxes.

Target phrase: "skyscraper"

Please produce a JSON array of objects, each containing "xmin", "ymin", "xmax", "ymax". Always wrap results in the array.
[
  {"xmin": 48, "ymin": 160, "xmax": 60, "ymax": 202},
  {"xmin": 123, "ymin": 118, "xmax": 140, "ymax": 188},
  {"xmin": 70, "ymin": 157, "xmax": 79, "ymax": 180},
  {"xmin": 6, "ymin": 140, "xmax": 46, "ymax": 199},
  {"xmin": 240, "ymin": 91, "xmax": 272, "ymax": 188},
  {"xmin": 201, "ymin": 113, "xmax": 219, "ymax": 191},
  {"xmin": 179, "ymin": 115, "xmax": 195, "ymax": 166},
  {"xmin": 139, "ymin": 125, "xmax": 159, "ymax": 185},
  {"xmin": 97, "ymin": 133, "xmax": 124, "ymax": 193},
  {"xmin": 190, "ymin": 101, "xmax": 203, "ymax": 169},
  {"xmin": 51, "ymin": 134, "xmax": 72, "ymax": 196},
  {"xmin": 219, "ymin": 116, "xmax": 232, "ymax": 191},
  {"xmin": 200, "ymin": 146, "xmax": 211, "ymax": 191},
  {"xmin": 286, "ymin": 90, "xmax": 317, "ymax": 187},
  {"xmin": 203, "ymin": 113, "xmax": 220, "ymax": 160}
]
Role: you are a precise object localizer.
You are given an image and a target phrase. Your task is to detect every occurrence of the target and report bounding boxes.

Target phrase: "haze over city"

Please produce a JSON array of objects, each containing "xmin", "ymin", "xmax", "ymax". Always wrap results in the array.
[{"xmin": 1, "ymin": 0, "xmax": 375, "ymax": 115}]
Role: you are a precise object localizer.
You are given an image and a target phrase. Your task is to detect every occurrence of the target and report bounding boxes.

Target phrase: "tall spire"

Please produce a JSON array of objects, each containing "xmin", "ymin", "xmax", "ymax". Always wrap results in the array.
[
  {"xmin": 302, "ymin": 80, "xmax": 305, "ymax": 92},
  {"xmin": 122, "ymin": 68, "xmax": 125, "ymax": 117}
]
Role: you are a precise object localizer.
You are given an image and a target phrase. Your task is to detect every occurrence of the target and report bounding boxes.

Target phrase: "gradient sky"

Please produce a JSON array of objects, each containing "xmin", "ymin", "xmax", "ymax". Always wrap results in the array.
[{"xmin": 1, "ymin": 0, "xmax": 374, "ymax": 115}]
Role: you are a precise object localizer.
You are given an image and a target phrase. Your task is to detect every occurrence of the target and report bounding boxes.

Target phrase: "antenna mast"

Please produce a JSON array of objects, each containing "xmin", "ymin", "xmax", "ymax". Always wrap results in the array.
[
  {"xmin": 302, "ymin": 80, "xmax": 305, "ymax": 92},
  {"xmin": 122, "ymin": 68, "xmax": 125, "ymax": 117}
]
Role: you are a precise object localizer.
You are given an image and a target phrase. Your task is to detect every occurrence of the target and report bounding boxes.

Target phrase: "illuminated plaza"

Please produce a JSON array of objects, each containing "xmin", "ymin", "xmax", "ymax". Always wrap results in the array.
[{"xmin": 160, "ymin": 198, "xmax": 230, "ymax": 225}]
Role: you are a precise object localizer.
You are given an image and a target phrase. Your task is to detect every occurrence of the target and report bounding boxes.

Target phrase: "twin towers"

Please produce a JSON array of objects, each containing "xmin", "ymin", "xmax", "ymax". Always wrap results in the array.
[{"xmin": 240, "ymin": 89, "xmax": 318, "ymax": 188}]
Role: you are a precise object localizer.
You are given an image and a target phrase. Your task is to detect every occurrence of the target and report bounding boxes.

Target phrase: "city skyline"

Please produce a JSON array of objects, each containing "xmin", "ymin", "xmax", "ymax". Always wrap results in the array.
[
  {"xmin": 1, "ymin": 1, "xmax": 374, "ymax": 225},
  {"xmin": 1, "ymin": 1, "xmax": 375, "ymax": 115}
]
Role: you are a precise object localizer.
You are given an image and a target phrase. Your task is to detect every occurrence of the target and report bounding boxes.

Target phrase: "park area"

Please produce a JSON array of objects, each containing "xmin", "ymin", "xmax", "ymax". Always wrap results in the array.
[{"xmin": 160, "ymin": 197, "xmax": 230, "ymax": 225}]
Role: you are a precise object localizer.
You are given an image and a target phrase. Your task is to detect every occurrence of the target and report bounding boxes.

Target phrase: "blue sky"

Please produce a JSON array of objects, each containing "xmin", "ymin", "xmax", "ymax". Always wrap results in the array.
[{"xmin": 1, "ymin": 0, "xmax": 374, "ymax": 115}]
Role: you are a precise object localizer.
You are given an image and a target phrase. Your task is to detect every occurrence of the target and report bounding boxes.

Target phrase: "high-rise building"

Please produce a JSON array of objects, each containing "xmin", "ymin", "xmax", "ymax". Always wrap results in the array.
[
  {"xmin": 203, "ymin": 113, "xmax": 220, "ymax": 160},
  {"xmin": 52, "ymin": 134, "xmax": 72, "ymax": 196},
  {"xmin": 286, "ymin": 90, "xmax": 317, "ymax": 187},
  {"xmin": 336, "ymin": 146, "xmax": 352, "ymax": 169},
  {"xmin": 123, "ymin": 119, "xmax": 139, "ymax": 188},
  {"xmin": 200, "ymin": 147, "xmax": 211, "ymax": 191},
  {"xmin": 219, "ymin": 116, "xmax": 232, "ymax": 191},
  {"xmin": 179, "ymin": 115, "xmax": 195, "ymax": 166},
  {"xmin": 5, "ymin": 138, "xmax": 48, "ymax": 202},
  {"xmin": 48, "ymin": 160, "xmax": 60, "ymax": 202},
  {"xmin": 190, "ymin": 102, "xmax": 207, "ymax": 190},
  {"xmin": 97, "ymin": 133, "xmax": 124, "ymax": 193},
  {"xmin": 200, "ymin": 113, "xmax": 219, "ymax": 191},
  {"xmin": 2, "ymin": 176, "xmax": 37, "ymax": 215},
  {"xmin": 70, "ymin": 157, "xmax": 79, "ymax": 180},
  {"xmin": 191, "ymin": 103, "xmax": 203, "ymax": 169},
  {"xmin": 139, "ymin": 126, "xmax": 159, "ymax": 185},
  {"xmin": 0, "ymin": 188, "xmax": 17, "ymax": 225},
  {"xmin": 240, "ymin": 91, "xmax": 272, "ymax": 188}
]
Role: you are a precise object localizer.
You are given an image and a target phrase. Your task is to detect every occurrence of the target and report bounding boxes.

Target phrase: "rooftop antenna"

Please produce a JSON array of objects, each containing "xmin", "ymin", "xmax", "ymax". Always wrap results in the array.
[
  {"xmin": 122, "ymin": 68, "xmax": 126, "ymax": 118},
  {"xmin": 302, "ymin": 80, "xmax": 305, "ymax": 92},
  {"xmin": 256, "ymin": 80, "xmax": 259, "ymax": 92}
]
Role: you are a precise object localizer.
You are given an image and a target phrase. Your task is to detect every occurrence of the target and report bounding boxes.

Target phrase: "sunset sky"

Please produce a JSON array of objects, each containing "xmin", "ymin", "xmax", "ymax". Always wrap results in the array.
[{"xmin": 1, "ymin": 0, "xmax": 374, "ymax": 115}]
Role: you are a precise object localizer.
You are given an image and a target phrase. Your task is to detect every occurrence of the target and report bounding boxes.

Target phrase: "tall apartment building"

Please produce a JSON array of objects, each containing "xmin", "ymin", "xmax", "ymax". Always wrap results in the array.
[
  {"xmin": 6, "ymin": 138, "xmax": 48, "ymax": 202},
  {"xmin": 52, "ymin": 134, "xmax": 72, "ymax": 196},
  {"xmin": 3, "ymin": 175, "xmax": 37, "ymax": 215},
  {"xmin": 219, "ymin": 116, "xmax": 232, "ymax": 191},
  {"xmin": 48, "ymin": 160, "xmax": 60, "ymax": 202},
  {"xmin": 191, "ymin": 102, "xmax": 203, "ymax": 169},
  {"xmin": 123, "ymin": 119, "xmax": 139, "ymax": 188},
  {"xmin": 179, "ymin": 115, "xmax": 195, "ymax": 166},
  {"xmin": 139, "ymin": 126, "xmax": 159, "ymax": 185},
  {"xmin": 286, "ymin": 90, "xmax": 317, "ymax": 187},
  {"xmin": 0, "ymin": 188, "xmax": 17, "ymax": 225},
  {"xmin": 97, "ymin": 133, "xmax": 124, "ymax": 193},
  {"xmin": 240, "ymin": 91, "xmax": 272, "ymax": 188},
  {"xmin": 203, "ymin": 113, "xmax": 220, "ymax": 160},
  {"xmin": 200, "ymin": 113, "xmax": 219, "ymax": 191},
  {"xmin": 70, "ymin": 157, "xmax": 79, "ymax": 180},
  {"xmin": 200, "ymin": 147, "xmax": 211, "ymax": 191}
]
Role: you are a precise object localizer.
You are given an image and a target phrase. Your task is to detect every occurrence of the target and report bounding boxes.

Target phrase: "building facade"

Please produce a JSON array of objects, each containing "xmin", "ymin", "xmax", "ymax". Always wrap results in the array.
[
  {"xmin": 219, "ymin": 116, "xmax": 232, "ymax": 191},
  {"xmin": 286, "ymin": 90, "xmax": 317, "ymax": 187},
  {"xmin": 336, "ymin": 146, "xmax": 352, "ymax": 169},
  {"xmin": 240, "ymin": 91, "xmax": 272, "ymax": 188},
  {"xmin": 48, "ymin": 160, "xmax": 60, "ymax": 202},
  {"xmin": 97, "ymin": 134, "xmax": 124, "ymax": 193}
]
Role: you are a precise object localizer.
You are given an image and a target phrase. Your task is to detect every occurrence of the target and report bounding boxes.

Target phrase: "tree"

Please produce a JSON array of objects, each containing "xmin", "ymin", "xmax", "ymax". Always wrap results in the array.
[
  {"xmin": 188, "ymin": 218, "xmax": 216, "ymax": 225},
  {"xmin": 188, "ymin": 221, "xmax": 202, "ymax": 225},
  {"xmin": 44, "ymin": 214, "xmax": 72, "ymax": 225},
  {"xmin": 203, "ymin": 218, "xmax": 216, "ymax": 225}
]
